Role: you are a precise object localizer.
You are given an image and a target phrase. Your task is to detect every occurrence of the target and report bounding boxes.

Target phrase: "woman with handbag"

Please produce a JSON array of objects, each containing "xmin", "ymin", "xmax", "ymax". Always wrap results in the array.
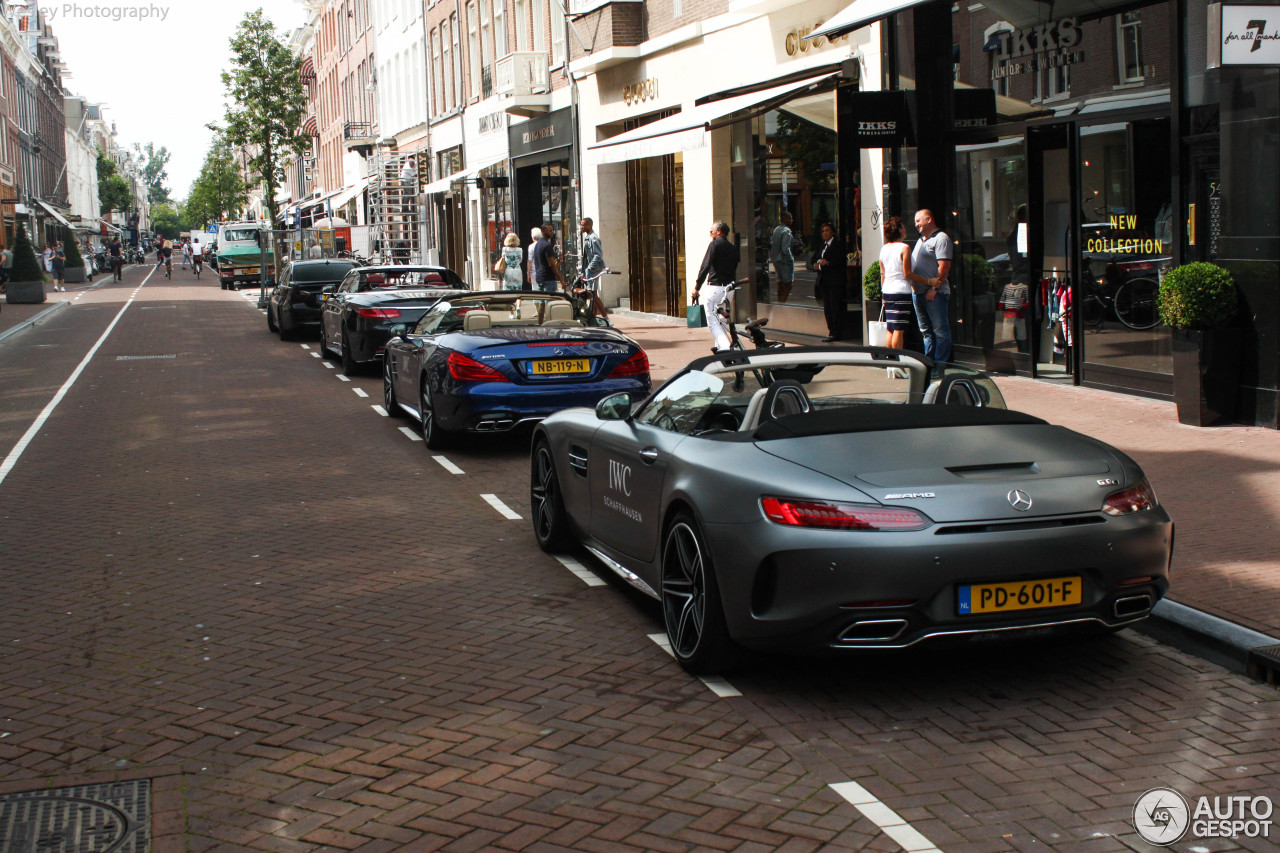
[
  {"xmin": 495, "ymin": 232, "xmax": 524, "ymax": 291},
  {"xmin": 878, "ymin": 216, "xmax": 916, "ymax": 350}
]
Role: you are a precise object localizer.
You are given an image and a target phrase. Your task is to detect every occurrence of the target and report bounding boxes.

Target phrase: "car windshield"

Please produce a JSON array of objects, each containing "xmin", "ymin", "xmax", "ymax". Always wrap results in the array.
[
  {"xmin": 361, "ymin": 268, "xmax": 465, "ymax": 289},
  {"xmin": 635, "ymin": 359, "xmax": 1007, "ymax": 436},
  {"xmin": 292, "ymin": 262, "xmax": 357, "ymax": 283},
  {"xmin": 411, "ymin": 294, "xmax": 608, "ymax": 335},
  {"xmin": 221, "ymin": 228, "xmax": 258, "ymax": 243}
]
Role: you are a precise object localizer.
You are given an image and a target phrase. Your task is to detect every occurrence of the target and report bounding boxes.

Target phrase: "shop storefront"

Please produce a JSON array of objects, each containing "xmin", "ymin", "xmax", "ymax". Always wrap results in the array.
[
  {"xmin": 509, "ymin": 107, "xmax": 577, "ymax": 282},
  {"xmin": 816, "ymin": 0, "xmax": 1280, "ymax": 423}
]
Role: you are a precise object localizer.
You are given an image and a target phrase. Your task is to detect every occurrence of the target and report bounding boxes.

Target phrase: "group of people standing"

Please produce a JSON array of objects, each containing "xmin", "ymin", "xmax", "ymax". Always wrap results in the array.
[{"xmin": 493, "ymin": 218, "xmax": 608, "ymax": 316}]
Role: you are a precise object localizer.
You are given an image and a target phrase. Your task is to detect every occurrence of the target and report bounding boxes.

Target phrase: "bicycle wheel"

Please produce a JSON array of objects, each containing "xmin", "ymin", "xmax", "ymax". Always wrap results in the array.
[
  {"xmin": 1081, "ymin": 294, "xmax": 1105, "ymax": 328},
  {"xmin": 1115, "ymin": 278, "xmax": 1160, "ymax": 330}
]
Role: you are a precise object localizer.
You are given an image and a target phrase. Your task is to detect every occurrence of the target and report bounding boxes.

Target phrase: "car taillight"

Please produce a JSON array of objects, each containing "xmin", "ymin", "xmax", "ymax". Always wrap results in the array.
[
  {"xmin": 355, "ymin": 307, "xmax": 402, "ymax": 319},
  {"xmin": 447, "ymin": 351, "xmax": 510, "ymax": 382},
  {"xmin": 608, "ymin": 350, "xmax": 649, "ymax": 378},
  {"xmin": 1102, "ymin": 480, "xmax": 1157, "ymax": 515},
  {"xmin": 760, "ymin": 497, "xmax": 932, "ymax": 531}
]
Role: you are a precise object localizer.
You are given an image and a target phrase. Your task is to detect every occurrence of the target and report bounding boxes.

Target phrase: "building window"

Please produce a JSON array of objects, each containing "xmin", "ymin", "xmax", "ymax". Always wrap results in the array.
[
  {"xmin": 531, "ymin": 0, "xmax": 545, "ymax": 53},
  {"xmin": 514, "ymin": 0, "xmax": 528, "ymax": 51},
  {"xmin": 494, "ymin": 0, "xmax": 506, "ymax": 58},
  {"xmin": 551, "ymin": 0, "xmax": 566, "ymax": 66},
  {"xmin": 1117, "ymin": 11, "xmax": 1143, "ymax": 83},
  {"xmin": 431, "ymin": 29, "xmax": 444, "ymax": 115},
  {"xmin": 481, "ymin": 0, "xmax": 494, "ymax": 97},
  {"xmin": 1034, "ymin": 62, "xmax": 1069, "ymax": 102},
  {"xmin": 451, "ymin": 12, "xmax": 463, "ymax": 107},
  {"xmin": 442, "ymin": 18, "xmax": 454, "ymax": 110},
  {"xmin": 467, "ymin": 2, "xmax": 480, "ymax": 101}
]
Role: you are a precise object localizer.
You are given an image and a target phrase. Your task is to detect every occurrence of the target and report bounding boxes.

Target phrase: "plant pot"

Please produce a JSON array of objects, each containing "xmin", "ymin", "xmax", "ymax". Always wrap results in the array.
[
  {"xmin": 64, "ymin": 266, "xmax": 87, "ymax": 283},
  {"xmin": 1172, "ymin": 328, "xmax": 1241, "ymax": 426},
  {"xmin": 5, "ymin": 280, "xmax": 47, "ymax": 303}
]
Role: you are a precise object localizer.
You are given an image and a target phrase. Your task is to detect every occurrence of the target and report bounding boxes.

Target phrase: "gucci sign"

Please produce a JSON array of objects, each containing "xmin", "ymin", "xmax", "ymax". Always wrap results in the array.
[{"xmin": 622, "ymin": 78, "xmax": 658, "ymax": 106}]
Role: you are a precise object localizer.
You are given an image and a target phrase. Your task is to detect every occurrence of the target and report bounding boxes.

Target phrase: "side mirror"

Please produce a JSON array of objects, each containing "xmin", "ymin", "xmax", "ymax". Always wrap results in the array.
[
  {"xmin": 596, "ymin": 393, "xmax": 631, "ymax": 421},
  {"xmin": 389, "ymin": 324, "xmax": 406, "ymax": 338}
]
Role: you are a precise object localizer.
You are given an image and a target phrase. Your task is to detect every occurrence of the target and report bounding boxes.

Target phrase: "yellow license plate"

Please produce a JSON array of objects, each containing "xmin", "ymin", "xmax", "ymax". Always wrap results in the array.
[
  {"xmin": 958, "ymin": 576, "xmax": 1082, "ymax": 615},
  {"xmin": 531, "ymin": 358, "xmax": 590, "ymax": 376}
]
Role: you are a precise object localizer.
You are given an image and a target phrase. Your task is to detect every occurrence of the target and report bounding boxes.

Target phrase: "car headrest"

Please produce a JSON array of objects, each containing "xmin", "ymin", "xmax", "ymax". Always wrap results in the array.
[
  {"xmin": 543, "ymin": 301, "xmax": 574, "ymax": 324},
  {"xmin": 757, "ymin": 380, "xmax": 811, "ymax": 426},
  {"xmin": 462, "ymin": 311, "xmax": 492, "ymax": 331},
  {"xmin": 366, "ymin": 273, "xmax": 385, "ymax": 285}
]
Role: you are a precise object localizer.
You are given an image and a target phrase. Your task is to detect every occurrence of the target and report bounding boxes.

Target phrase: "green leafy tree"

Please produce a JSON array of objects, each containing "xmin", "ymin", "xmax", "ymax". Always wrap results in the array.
[
  {"xmin": 186, "ymin": 136, "xmax": 249, "ymax": 228},
  {"xmin": 133, "ymin": 142, "xmax": 172, "ymax": 206},
  {"xmin": 775, "ymin": 113, "xmax": 838, "ymax": 192},
  {"xmin": 151, "ymin": 203, "xmax": 187, "ymax": 237},
  {"xmin": 221, "ymin": 9, "xmax": 310, "ymax": 229},
  {"xmin": 10, "ymin": 223, "xmax": 45, "ymax": 282},
  {"xmin": 97, "ymin": 148, "xmax": 134, "ymax": 215}
]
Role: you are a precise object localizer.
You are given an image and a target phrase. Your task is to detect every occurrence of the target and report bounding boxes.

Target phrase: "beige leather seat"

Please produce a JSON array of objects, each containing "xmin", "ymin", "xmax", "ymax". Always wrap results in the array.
[
  {"xmin": 542, "ymin": 301, "xmax": 578, "ymax": 326},
  {"xmin": 462, "ymin": 310, "xmax": 492, "ymax": 331}
]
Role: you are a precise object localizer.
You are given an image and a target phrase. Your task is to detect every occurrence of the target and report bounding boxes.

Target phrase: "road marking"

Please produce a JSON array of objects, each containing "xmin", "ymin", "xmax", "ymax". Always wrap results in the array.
[
  {"xmin": 1, "ymin": 265, "xmax": 157, "ymax": 489},
  {"xmin": 300, "ymin": 344, "xmax": 311, "ymax": 349},
  {"xmin": 555, "ymin": 555, "xmax": 605, "ymax": 587},
  {"xmin": 397, "ymin": 426, "xmax": 422, "ymax": 441},
  {"xmin": 337, "ymin": 375, "xmax": 350, "ymax": 382},
  {"xmin": 481, "ymin": 493, "xmax": 522, "ymax": 520},
  {"xmin": 322, "ymin": 362, "xmax": 334, "ymax": 369},
  {"xmin": 432, "ymin": 456, "xmax": 464, "ymax": 475},
  {"xmin": 352, "ymin": 388, "xmax": 369, "ymax": 398},
  {"xmin": 372, "ymin": 405, "xmax": 388, "ymax": 416},
  {"xmin": 830, "ymin": 781, "xmax": 944, "ymax": 853},
  {"xmin": 646, "ymin": 634, "xmax": 742, "ymax": 697},
  {"xmin": 310, "ymin": 352, "xmax": 321, "ymax": 358}
]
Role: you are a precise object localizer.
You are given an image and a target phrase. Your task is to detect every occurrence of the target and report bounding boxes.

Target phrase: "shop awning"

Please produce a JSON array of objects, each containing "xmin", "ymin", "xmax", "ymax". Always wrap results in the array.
[
  {"xmin": 330, "ymin": 176, "xmax": 370, "ymax": 211},
  {"xmin": 587, "ymin": 72, "xmax": 839, "ymax": 165},
  {"xmin": 36, "ymin": 199, "xmax": 74, "ymax": 230},
  {"xmin": 423, "ymin": 153, "xmax": 507, "ymax": 194},
  {"xmin": 807, "ymin": 0, "xmax": 930, "ymax": 39}
]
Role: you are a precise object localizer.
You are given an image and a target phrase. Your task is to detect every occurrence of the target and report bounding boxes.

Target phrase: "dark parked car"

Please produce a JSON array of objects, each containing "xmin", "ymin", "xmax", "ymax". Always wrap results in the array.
[
  {"xmin": 382, "ymin": 292, "xmax": 650, "ymax": 449},
  {"xmin": 267, "ymin": 259, "xmax": 360, "ymax": 340},
  {"xmin": 318, "ymin": 265, "xmax": 468, "ymax": 375},
  {"xmin": 530, "ymin": 346, "xmax": 1173, "ymax": 673}
]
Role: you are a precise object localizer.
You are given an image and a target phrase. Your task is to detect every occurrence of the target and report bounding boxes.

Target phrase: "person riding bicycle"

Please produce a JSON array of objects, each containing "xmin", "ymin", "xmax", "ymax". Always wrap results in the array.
[
  {"xmin": 108, "ymin": 235, "xmax": 124, "ymax": 282},
  {"xmin": 693, "ymin": 220, "xmax": 738, "ymax": 352},
  {"xmin": 189, "ymin": 237, "xmax": 203, "ymax": 274},
  {"xmin": 162, "ymin": 238, "xmax": 173, "ymax": 274}
]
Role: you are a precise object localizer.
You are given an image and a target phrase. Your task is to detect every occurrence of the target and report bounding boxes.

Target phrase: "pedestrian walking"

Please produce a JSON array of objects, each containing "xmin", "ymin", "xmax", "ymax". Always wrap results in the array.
[
  {"xmin": 693, "ymin": 220, "xmax": 739, "ymax": 353},
  {"xmin": 497, "ymin": 232, "xmax": 524, "ymax": 291},
  {"xmin": 0, "ymin": 244, "xmax": 13, "ymax": 293},
  {"xmin": 530, "ymin": 226, "xmax": 559, "ymax": 294},
  {"xmin": 910, "ymin": 208, "xmax": 954, "ymax": 364},
  {"xmin": 810, "ymin": 222, "xmax": 847, "ymax": 341},
  {"xmin": 108, "ymin": 235, "xmax": 124, "ymax": 282},
  {"xmin": 526, "ymin": 227, "xmax": 542, "ymax": 290},
  {"xmin": 580, "ymin": 218, "xmax": 604, "ymax": 279},
  {"xmin": 768, "ymin": 212, "xmax": 796, "ymax": 303},
  {"xmin": 182, "ymin": 239, "xmax": 192, "ymax": 270},
  {"xmin": 51, "ymin": 241, "xmax": 66, "ymax": 291},
  {"xmin": 42, "ymin": 244, "xmax": 53, "ymax": 276}
]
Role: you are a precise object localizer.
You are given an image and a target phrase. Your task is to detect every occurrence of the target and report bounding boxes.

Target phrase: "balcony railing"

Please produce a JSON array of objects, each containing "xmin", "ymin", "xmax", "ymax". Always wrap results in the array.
[
  {"xmin": 344, "ymin": 122, "xmax": 375, "ymax": 141},
  {"xmin": 494, "ymin": 52, "xmax": 549, "ymax": 98}
]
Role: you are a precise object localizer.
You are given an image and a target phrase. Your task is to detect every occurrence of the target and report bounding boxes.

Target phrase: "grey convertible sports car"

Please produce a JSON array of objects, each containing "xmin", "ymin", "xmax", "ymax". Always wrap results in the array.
[{"xmin": 530, "ymin": 346, "xmax": 1173, "ymax": 673}]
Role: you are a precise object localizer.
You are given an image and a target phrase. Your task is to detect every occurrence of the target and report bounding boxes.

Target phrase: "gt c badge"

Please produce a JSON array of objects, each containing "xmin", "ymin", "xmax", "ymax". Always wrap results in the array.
[
  {"xmin": 1097, "ymin": 478, "xmax": 1119, "ymax": 487},
  {"xmin": 1007, "ymin": 489, "xmax": 1033, "ymax": 512}
]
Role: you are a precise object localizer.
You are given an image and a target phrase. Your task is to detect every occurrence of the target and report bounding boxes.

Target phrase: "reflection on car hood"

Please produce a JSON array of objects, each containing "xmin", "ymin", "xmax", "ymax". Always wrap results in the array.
[
  {"xmin": 346, "ymin": 288, "xmax": 469, "ymax": 306},
  {"xmin": 756, "ymin": 423, "xmax": 1124, "ymax": 522}
]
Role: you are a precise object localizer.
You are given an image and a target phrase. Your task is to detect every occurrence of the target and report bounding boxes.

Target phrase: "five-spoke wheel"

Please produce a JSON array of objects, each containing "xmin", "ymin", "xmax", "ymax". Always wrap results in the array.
[
  {"xmin": 661, "ymin": 512, "xmax": 736, "ymax": 674},
  {"xmin": 530, "ymin": 442, "xmax": 571, "ymax": 552}
]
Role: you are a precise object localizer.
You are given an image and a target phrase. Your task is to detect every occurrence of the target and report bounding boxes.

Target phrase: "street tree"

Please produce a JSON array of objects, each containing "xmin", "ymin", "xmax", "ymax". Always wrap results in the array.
[
  {"xmin": 97, "ymin": 148, "xmax": 134, "ymax": 216},
  {"xmin": 221, "ymin": 9, "xmax": 310, "ymax": 230},
  {"xmin": 186, "ymin": 136, "xmax": 249, "ymax": 229},
  {"xmin": 151, "ymin": 203, "xmax": 187, "ymax": 237},
  {"xmin": 133, "ymin": 142, "xmax": 173, "ymax": 206}
]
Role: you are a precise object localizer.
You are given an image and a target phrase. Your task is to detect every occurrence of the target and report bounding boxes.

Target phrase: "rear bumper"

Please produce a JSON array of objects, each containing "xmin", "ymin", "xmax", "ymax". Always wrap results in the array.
[
  {"xmin": 437, "ymin": 378, "xmax": 651, "ymax": 433},
  {"xmin": 280, "ymin": 305, "xmax": 322, "ymax": 330}
]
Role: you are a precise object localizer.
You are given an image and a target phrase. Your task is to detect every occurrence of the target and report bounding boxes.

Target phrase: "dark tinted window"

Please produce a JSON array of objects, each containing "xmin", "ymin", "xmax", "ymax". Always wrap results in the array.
[{"xmin": 291, "ymin": 262, "xmax": 358, "ymax": 283}]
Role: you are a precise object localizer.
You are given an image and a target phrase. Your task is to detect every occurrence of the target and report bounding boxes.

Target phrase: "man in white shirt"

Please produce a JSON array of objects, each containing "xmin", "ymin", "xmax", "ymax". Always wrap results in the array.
[{"xmin": 911, "ymin": 209, "xmax": 954, "ymax": 364}]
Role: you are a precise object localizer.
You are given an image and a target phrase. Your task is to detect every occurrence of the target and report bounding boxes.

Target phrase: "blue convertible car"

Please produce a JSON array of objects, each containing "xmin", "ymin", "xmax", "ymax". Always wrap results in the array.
[{"xmin": 381, "ymin": 292, "xmax": 651, "ymax": 448}]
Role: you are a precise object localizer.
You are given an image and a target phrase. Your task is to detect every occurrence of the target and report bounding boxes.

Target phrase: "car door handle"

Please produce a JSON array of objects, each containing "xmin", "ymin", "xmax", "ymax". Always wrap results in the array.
[{"xmin": 639, "ymin": 447, "xmax": 659, "ymax": 464}]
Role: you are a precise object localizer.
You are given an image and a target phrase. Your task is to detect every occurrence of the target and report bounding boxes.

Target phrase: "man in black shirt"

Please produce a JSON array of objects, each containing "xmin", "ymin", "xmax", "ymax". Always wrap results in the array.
[
  {"xmin": 693, "ymin": 220, "xmax": 739, "ymax": 351},
  {"xmin": 108, "ymin": 236, "xmax": 124, "ymax": 281}
]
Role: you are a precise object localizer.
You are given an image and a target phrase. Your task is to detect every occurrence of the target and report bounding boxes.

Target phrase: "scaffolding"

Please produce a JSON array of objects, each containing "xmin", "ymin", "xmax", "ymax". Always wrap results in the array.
[{"xmin": 365, "ymin": 148, "xmax": 430, "ymax": 265}]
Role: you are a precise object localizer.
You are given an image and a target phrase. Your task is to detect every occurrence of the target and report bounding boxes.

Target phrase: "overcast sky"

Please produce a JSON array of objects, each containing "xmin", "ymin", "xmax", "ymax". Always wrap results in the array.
[{"xmin": 48, "ymin": 0, "xmax": 312, "ymax": 203}]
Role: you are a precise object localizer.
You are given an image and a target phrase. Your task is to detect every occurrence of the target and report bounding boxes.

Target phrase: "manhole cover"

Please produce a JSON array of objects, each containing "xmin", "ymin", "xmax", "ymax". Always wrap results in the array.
[{"xmin": 0, "ymin": 779, "xmax": 149, "ymax": 852}]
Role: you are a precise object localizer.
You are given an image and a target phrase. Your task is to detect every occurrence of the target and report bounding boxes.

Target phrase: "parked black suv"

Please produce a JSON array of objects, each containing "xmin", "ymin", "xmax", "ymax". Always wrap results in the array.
[{"xmin": 267, "ymin": 259, "xmax": 361, "ymax": 340}]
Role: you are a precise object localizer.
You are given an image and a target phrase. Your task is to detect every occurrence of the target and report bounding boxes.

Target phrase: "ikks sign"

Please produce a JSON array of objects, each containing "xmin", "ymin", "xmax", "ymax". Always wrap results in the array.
[
  {"xmin": 1209, "ymin": 4, "xmax": 1280, "ymax": 66},
  {"xmin": 987, "ymin": 17, "xmax": 1085, "ymax": 81}
]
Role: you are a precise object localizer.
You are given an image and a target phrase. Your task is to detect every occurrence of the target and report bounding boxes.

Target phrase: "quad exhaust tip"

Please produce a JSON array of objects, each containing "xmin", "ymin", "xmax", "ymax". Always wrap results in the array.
[
  {"xmin": 1114, "ymin": 594, "xmax": 1153, "ymax": 618},
  {"xmin": 839, "ymin": 619, "xmax": 909, "ymax": 643}
]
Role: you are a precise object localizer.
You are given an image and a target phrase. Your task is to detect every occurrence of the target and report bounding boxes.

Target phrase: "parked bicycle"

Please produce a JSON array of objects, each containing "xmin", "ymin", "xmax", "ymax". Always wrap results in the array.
[
  {"xmin": 1080, "ymin": 265, "xmax": 1161, "ymax": 331},
  {"xmin": 568, "ymin": 266, "xmax": 617, "ymax": 321},
  {"xmin": 716, "ymin": 280, "xmax": 785, "ymax": 390}
]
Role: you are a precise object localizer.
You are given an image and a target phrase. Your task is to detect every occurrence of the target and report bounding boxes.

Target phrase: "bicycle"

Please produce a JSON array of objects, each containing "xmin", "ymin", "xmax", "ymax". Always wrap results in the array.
[
  {"xmin": 568, "ymin": 267, "xmax": 618, "ymax": 322},
  {"xmin": 714, "ymin": 280, "xmax": 785, "ymax": 390},
  {"xmin": 1080, "ymin": 270, "xmax": 1160, "ymax": 330},
  {"xmin": 193, "ymin": 254, "xmax": 202, "ymax": 279},
  {"xmin": 165, "ymin": 257, "xmax": 172, "ymax": 280}
]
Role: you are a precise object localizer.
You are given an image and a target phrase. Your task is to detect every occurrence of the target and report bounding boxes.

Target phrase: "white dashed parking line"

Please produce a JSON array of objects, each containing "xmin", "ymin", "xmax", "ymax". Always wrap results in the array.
[
  {"xmin": 647, "ymin": 634, "xmax": 742, "ymax": 697},
  {"xmin": 352, "ymin": 388, "xmax": 369, "ymax": 398},
  {"xmin": 829, "ymin": 781, "xmax": 944, "ymax": 853},
  {"xmin": 310, "ymin": 352, "xmax": 321, "ymax": 358},
  {"xmin": 555, "ymin": 555, "xmax": 605, "ymax": 587},
  {"xmin": 300, "ymin": 344, "xmax": 310, "ymax": 349},
  {"xmin": 397, "ymin": 426, "xmax": 422, "ymax": 441},
  {"xmin": 481, "ymin": 494, "xmax": 521, "ymax": 520},
  {"xmin": 372, "ymin": 405, "xmax": 388, "ymax": 417},
  {"xmin": 432, "ymin": 456, "xmax": 464, "ymax": 475},
  {"xmin": 337, "ymin": 375, "xmax": 350, "ymax": 382}
]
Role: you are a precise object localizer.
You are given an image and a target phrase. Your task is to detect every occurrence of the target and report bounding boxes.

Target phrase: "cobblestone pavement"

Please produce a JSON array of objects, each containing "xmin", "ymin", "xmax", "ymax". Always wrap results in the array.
[{"xmin": 1, "ymin": 268, "xmax": 1277, "ymax": 852}]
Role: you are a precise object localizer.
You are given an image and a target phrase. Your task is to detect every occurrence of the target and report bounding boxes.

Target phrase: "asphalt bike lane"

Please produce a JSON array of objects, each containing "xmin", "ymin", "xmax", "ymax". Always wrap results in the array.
[{"xmin": 0, "ymin": 270, "xmax": 1277, "ymax": 852}]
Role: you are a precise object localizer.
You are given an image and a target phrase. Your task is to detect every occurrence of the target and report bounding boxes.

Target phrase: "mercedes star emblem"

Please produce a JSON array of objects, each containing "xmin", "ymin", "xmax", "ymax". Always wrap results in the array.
[{"xmin": 1007, "ymin": 489, "xmax": 1033, "ymax": 511}]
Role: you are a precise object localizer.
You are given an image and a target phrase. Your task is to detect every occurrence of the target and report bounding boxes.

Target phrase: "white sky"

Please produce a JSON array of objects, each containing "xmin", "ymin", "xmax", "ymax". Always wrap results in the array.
[{"xmin": 47, "ymin": 0, "xmax": 312, "ymax": 203}]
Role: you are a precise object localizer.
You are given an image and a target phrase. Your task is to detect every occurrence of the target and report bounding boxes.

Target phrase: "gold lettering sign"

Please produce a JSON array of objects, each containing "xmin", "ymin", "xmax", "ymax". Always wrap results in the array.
[
  {"xmin": 623, "ymin": 79, "xmax": 659, "ymax": 106},
  {"xmin": 786, "ymin": 23, "xmax": 850, "ymax": 57}
]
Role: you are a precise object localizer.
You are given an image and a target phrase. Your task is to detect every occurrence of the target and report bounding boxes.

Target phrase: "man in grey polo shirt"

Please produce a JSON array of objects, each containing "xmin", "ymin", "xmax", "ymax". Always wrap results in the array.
[{"xmin": 911, "ymin": 209, "xmax": 954, "ymax": 365}]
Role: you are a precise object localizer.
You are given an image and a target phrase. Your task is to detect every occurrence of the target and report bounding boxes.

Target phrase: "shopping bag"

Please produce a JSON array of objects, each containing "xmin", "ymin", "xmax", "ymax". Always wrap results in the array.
[
  {"xmin": 686, "ymin": 304, "xmax": 707, "ymax": 328},
  {"xmin": 867, "ymin": 303, "xmax": 888, "ymax": 347}
]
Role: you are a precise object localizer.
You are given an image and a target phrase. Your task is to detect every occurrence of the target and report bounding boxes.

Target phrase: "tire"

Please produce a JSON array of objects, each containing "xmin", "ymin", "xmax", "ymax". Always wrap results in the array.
[
  {"xmin": 419, "ymin": 381, "xmax": 452, "ymax": 449},
  {"xmin": 341, "ymin": 337, "xmax": 359, "ymax": 376},
  {"xmin": 1081, "ymin": 294, "xmax": 1105, "ymax": 328},
  {"xmin": 277, "ymin": 309, "xmax": 295, "ymax": 341},
  {"xmin": 661, "ymin": 511, "xmax": 738, "ymax": 674},
  {"xmin": 530, "ymin": 441, "xmax": 572, "ymax": 552},
  {"xmin": 267, "ymin": 305, "xmax": 279, "ymax": 333},
  {"xmin": 383, "ymin": 360, "xmax": 405, "ymax": 418},
  {"xmin": 1115, "ymin": 278, "xmax": 1160, "ymax": 330}
]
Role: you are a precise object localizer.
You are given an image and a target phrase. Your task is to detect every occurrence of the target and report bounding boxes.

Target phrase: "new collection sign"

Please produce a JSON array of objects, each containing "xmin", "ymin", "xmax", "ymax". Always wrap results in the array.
[{"xmin": 1211, "ymin": 4, "xmax": 1280, "ymax": 65}]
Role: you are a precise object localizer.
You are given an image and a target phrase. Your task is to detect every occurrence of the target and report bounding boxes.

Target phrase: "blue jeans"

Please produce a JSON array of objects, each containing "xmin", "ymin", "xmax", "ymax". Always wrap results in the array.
[
  {"xmin": 536, "ymin": 279, "xmax": 558, "ymax": 293},
  {"xmin": 911, "ymin": 290, "xmax": 951, "ymax": 364}
]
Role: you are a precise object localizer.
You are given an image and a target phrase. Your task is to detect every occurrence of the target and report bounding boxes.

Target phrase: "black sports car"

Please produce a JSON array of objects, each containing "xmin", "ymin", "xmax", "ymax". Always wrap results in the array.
[
  {"xmin": 530, "ymin": 347, "xmax": 1173, "ymax": 673},
  {"xmin": 382, "ymin": 292, "xmax": 650, "ymax": 449},
  {"xmin": 318, "ymin": 265, "xmax": 468, "ymax": 374},
  {"xmin": 267, "ymin": 259, "xmax": 360, "ymax": 340}
]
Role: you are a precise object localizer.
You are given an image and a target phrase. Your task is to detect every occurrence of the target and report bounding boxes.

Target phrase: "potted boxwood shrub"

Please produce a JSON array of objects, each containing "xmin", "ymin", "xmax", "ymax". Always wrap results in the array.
[
  {"xmin": 863, "ymin": 260, "xmax": 882, "ymax": 342},
  {"xmin": 62, "ymin": 227, "xmax": 88, "ymax": 283},
  {"xmin": 1158, "ymin": 262, "xmax": 1240, "ymax": 426},
  {"xmin": 5, "ymin": 224, "xmax": 47, "ymax": 304}
]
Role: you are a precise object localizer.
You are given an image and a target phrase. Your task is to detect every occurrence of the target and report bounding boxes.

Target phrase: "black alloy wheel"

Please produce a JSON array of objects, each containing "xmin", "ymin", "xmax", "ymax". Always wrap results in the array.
[
  {"xmin": 661, "ymin": 512, "xmax": 737, "ymax": 674},
  {"xmin": 419, "ymin": 381, "xmax": 451, "ymax": 449},
  {"xmin": 267, "ymin": 304, "xmax": 279, "ymax": 333},
  {"xmin": 530, "ymin": 441, "xmax": 571, "ymax": 552},
  {"xmin": 383, "ymin": 360, "xmax": 405, "ymax": 418}
]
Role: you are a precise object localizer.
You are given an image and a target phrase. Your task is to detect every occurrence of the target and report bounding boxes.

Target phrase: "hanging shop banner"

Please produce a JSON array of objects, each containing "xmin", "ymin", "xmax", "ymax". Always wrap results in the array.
[
  {"xmin": 1210, "ymin": 4, "xmax": 1280, "ymax": 65},
  {"xmin": 838, "ymin": 90, "xmax": 914, "ymax": 148},
  {"xmin": 953, "ymin": 89, "xmax": 997, "ymax": 136}
]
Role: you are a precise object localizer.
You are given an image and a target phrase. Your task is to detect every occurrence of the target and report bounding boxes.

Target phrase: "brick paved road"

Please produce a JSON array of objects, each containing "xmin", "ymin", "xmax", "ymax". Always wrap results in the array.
[{"xmin": 1, "ymin": 267, "xmax": 1277, "ymax": 852}]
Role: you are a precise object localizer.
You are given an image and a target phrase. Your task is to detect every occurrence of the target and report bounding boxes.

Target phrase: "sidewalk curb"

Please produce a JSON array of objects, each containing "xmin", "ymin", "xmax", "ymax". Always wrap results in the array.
[
  {"xmin": 0, "ymin": 299, "xmax": 69, "ymax": 346},
  {"xmin": 1137, "ymin": 599, "xmax": 1280, "ymax": 680},
  {"xmin": 609, "ymin": 308, "xmax": 688, "ymax": 327}
]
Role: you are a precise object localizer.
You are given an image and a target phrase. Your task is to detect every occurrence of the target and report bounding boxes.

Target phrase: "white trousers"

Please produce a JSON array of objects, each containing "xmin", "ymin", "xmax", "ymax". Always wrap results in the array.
[{"xmin": 702, "ymin": 285, "xmax": 732, "ymax": 351}]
